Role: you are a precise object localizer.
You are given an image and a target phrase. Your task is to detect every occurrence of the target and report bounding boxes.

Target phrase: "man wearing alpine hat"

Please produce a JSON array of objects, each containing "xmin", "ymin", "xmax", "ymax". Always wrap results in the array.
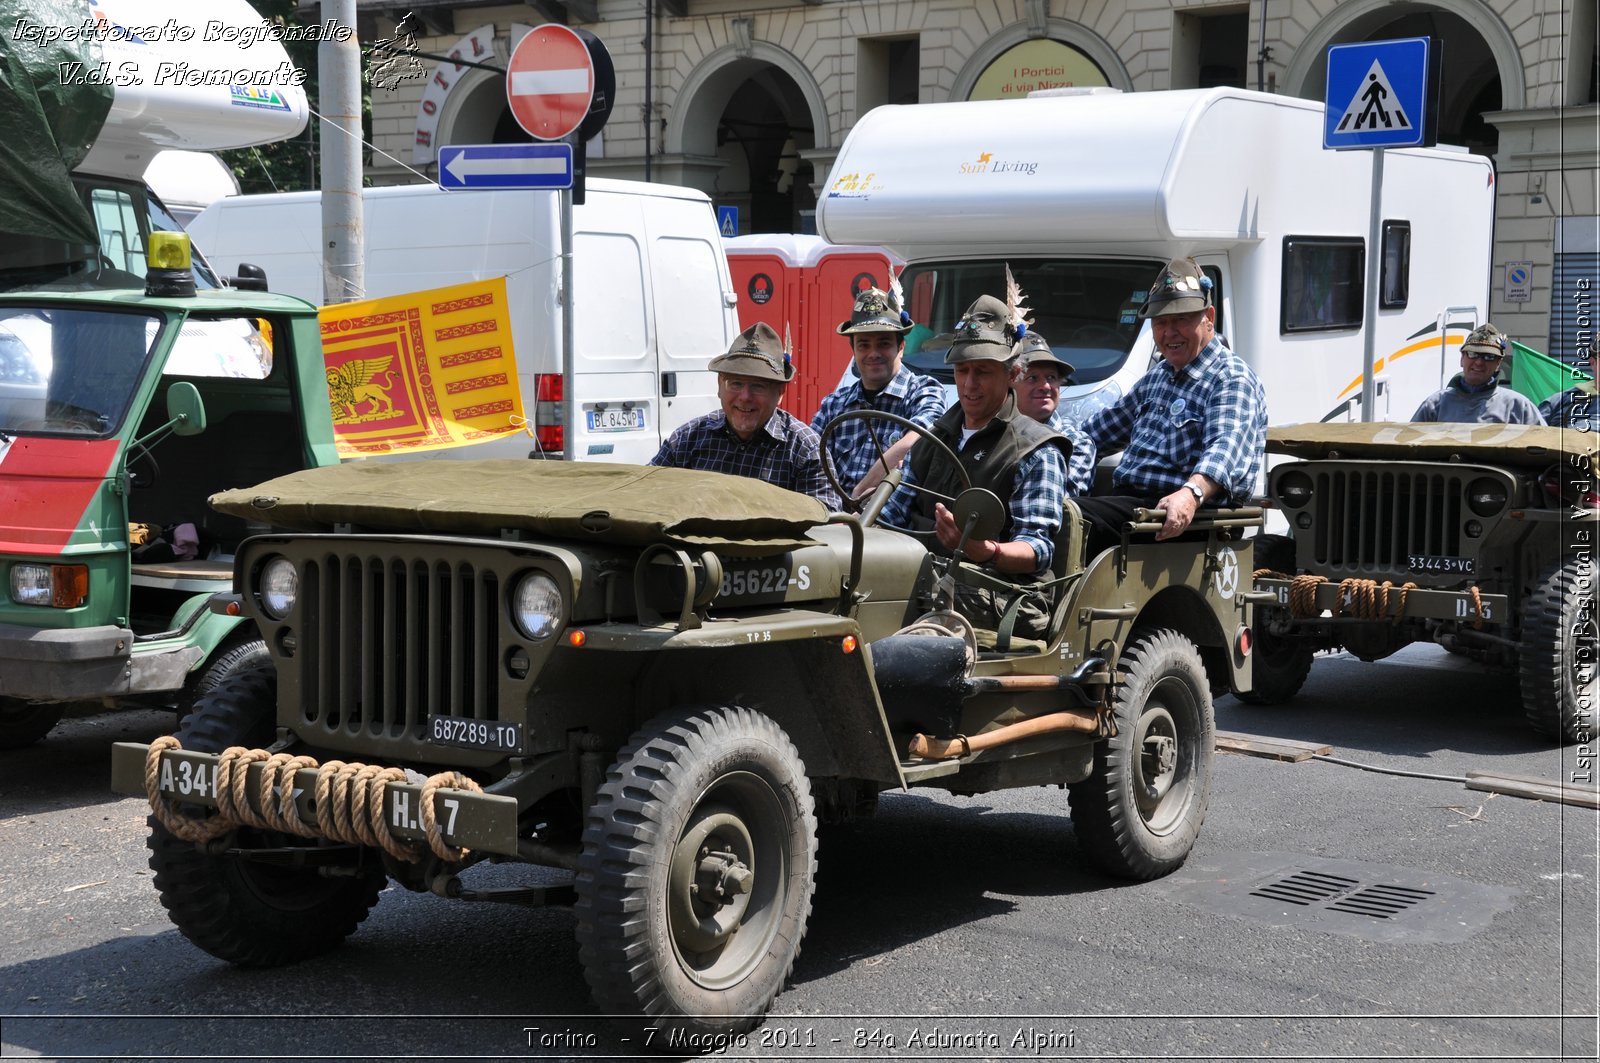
[
  {"xmin": 1011, "ymin": 331, "xmax": 1097, "ymax": 497},
  {"xmin": 1412, "ymin": 323, "xmax": 1544, "ymax": 424},
  {"xmin": 812, "ymin": 285, "xmax": 947, "ymax": 500},
  {"xmin": 650, "ymin": 321, "xmax": 843, "ymax": 509},
  {"xmin": 880, "ymin": 293, "xmax": 1070, "ymax": 579},
  {"xmin": 1077, "ymin": 256, "xmax": 1267, "ymax": 556}
]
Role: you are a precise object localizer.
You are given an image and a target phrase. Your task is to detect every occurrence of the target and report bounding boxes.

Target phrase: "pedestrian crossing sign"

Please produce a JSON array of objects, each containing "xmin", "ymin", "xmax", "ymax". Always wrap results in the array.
[
  {"xmin": 1323, "ymin": 37, "xmax": 1436, "ymax": 150},
  {"xmin": 717, "ymin": 206, "xmax": 739, "ymax": 238}
]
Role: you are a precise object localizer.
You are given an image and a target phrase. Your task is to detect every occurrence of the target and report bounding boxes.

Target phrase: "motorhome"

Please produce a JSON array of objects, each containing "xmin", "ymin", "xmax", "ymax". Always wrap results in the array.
[
  {"xmin": 0, "ymin": 0, "xmax": 308, "ymax": 290},
  {"xmin": 816, "ymin": 88, "xmax": 1495, "ymax": 432},
  {"xmin": 188, "ymin": 180, "xmax": 739, "ymax": 464}
]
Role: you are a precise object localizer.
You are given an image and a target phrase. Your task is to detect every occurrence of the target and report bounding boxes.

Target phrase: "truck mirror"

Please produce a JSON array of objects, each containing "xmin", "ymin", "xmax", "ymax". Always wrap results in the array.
[
  {"xmin": 952, "ymin": 488, "xmax": 1005, "ymax": 544},
  {"xmin": 231, "ymin": 263, "xmax": 269, "ymax": 292},
  {"xmin": 166, "ymin": 381, "xmax": 208, "ymax": 437}
]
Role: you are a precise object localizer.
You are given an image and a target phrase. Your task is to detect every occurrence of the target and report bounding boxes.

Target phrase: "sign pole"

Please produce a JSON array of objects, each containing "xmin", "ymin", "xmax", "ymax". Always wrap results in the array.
[
  {"xmin": 1360, "ymin": 147, "xmax": 1384, "ymax": 422},
  {"xmin": 560, "ymin": 183, "xmax": 576, "ymax": 458}
]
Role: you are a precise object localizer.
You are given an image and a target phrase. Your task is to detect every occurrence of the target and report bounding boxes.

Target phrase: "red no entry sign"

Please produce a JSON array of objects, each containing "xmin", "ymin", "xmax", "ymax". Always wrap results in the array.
[{"xmin": 506, "ymin": 25, "xmax": 594, "ymax": 141}]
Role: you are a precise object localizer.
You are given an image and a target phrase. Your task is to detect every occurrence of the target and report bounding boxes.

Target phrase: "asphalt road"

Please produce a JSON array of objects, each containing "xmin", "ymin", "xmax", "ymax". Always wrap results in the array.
[{"xmin": 1, "ymin": 643, "xmax": 1595, "ymax": 1062}]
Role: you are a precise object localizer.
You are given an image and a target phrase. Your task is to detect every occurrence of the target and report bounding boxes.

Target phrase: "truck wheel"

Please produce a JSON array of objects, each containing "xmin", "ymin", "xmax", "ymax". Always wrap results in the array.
[
  {"xmin": 1518, "ymin": 558, "xmax": 1595, "ymax": 744},
  {"xmin": 0, "ymin": 699, "xmax": 65, "ymax": 750},
  {"xmin": 176, "ymin": 630, "xmax": 270, "ymax": 718},
  {"xmin": 147, "ymin": 664, "xmax": 385, "ymax": 966},
  {"xmin": 575, "ymin": 706, "xmax": 817, "ymax": 1036},
  {"xmin": 1069, "ymin": 628, "xmax": 1214, "ymax": 880}
]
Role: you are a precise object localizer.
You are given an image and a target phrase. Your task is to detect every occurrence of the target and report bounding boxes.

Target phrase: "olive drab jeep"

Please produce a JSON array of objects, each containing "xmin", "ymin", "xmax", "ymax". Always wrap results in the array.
[
  {"xmin": 0, "ymin": 234, "xmax": 338, "ymax": 748},
  {"xmin": 110, "ymin": 420, "xmax": 1262, "ymax": 1037},
  {"xmin": 1246, "ymin": 421, "xmax": 1598, "ymax": 744}
]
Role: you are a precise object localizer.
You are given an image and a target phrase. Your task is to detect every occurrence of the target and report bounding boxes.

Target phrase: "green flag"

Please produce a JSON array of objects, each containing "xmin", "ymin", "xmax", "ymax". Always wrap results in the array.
[{"xmin": 1509, "ymin": 340, "xmax": 1590, "ymax": 405}]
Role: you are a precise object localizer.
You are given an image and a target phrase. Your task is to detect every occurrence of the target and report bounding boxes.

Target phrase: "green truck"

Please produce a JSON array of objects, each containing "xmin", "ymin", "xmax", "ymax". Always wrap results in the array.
[
  {"xmin": 1247, "ymin": 421, "xmax": 1597, "ymax": 745},
  {"xmin": 110, "ymin": 429, "xmax": 1263, "ymax": 1036},
  {"xmin": 0, "ymin": 241, "xmax": 337, "ymax": 746}
]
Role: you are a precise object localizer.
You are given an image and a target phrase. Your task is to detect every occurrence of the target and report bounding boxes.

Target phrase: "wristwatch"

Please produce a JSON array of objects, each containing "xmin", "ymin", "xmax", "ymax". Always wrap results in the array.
[{"xmin": 1183, "ymin": 482, "xmax": 1206, "ymax": 503}]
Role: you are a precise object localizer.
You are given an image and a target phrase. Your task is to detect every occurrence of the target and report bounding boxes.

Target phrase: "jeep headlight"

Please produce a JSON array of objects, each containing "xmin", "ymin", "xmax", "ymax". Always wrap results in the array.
[
  {"xmin": 512, "ymin": 572, "xmax": 562, "ymax": 640},
  {"xmin": 259, "ymin": 557, "xmax": 298, "ymax": 619},
  {"xmin": 1466, "ymin": 477, "xmax": 1508, "ymax": 517},
  {"xmin": 1277, "ymin": 470, "xmax": 1314, "ymax": 509}
]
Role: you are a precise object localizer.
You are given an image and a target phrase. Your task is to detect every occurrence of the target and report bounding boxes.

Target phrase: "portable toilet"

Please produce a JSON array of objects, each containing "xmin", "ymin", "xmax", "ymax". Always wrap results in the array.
[{"xmin": 723, "ymin": 234, "xmax": 900, "ymax": 424}]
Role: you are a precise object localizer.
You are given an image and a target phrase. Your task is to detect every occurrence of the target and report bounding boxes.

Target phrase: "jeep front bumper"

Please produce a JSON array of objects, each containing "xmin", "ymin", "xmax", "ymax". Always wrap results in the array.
[
  {"xmin": 1253, "ymin": 578, "xmax": 1509, "ymax": 625},
  {"xmin": 110, "ymin": 741, "xmax": 521, "ymax": 858}
]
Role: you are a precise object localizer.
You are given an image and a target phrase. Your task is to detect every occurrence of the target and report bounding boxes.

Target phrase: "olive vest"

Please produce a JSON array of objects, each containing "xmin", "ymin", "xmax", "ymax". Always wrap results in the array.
[{"xmin": 905, "ymin": 393, "xmax": 1067, "ymax": 542}]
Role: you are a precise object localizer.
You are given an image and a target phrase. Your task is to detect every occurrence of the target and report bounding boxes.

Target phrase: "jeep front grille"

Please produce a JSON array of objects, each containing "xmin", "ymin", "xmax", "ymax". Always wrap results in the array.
[
  {"xmin": 1309, "ymin": 468, "xmax": 1465, "ymax": 571},
  {"xmin": 298, "ymin": 552, "xmax": 502, "ymax": 735}
]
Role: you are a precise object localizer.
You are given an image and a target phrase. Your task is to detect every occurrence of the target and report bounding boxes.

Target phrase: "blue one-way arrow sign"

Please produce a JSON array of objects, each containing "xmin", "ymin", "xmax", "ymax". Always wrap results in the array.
[
  {"xmin": 438, "ymin": 143, "xmax": 574, "ymax": 190},
  {"xmin": 1323, "ymin": 37, "xmax": 1434, "ymax": 150}
]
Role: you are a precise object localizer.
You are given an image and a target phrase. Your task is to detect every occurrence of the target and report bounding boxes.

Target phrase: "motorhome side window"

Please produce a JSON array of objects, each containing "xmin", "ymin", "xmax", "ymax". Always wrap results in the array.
[
  {"xmin": 1380, "ymin": 221, "xmax": 1410, "ymax": 309},
  {"xmin": 1281, "ymin": 237, "xmax": 1364, "ymax": 333}
]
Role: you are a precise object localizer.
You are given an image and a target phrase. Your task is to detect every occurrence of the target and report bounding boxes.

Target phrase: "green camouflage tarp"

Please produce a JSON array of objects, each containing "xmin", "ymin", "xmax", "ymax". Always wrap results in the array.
[{"xmin": 210, "ymin": 460, "xmax": 831, "ymax": 554}]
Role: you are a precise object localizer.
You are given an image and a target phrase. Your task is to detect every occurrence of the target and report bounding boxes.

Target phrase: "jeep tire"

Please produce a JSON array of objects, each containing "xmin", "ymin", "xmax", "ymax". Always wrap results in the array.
[
  {"xmin": 1518, "ymin": 557, "xmax": 1596, "ymax": 744},
  {"xmin": 147, "ymin": 664, "xmax": 385, "ymax": 966},
  {"xmin": 1069, "ymin": 628, "xmax": 1214, "ymax": 879},
  {"xmin": 176, "ymin": 630, "xmax": 270, "ymax": 718},
  {"xmin": 575, "ymin": 706, "xmax": 818, "ymax": 1037}
]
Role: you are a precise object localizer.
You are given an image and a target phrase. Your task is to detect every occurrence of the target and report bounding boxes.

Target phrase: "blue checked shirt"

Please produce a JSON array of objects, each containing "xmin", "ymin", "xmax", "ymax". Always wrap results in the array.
[
  {"xmin": 811, "ymin": 365, "xmax": 948, "ymax": 492},
  {"xmin": 880, "ymin": 433, "xmax": 1070, "ymax": 576},
  {"xmin": 1540, "ymin": 385, "xmax": 1598, "ymax": 430},
  {"xmin": 651, "ymin": 408, "xmax": 843, "ymax": 510},
  {"xmin": 1047, "ymin": 409, "xmax": 1098, "ymax": 496},
  {"xmin": 1084, "ymin": 337, "xmax": 1266, "ymax": 504}
]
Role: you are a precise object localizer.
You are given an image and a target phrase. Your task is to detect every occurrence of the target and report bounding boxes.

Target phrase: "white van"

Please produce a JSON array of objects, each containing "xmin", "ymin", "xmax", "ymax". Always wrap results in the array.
[
  {"xmin": 817, "ymin": 87, "xmax": 1495, "ymax": 431},
  {"xmin": 188, "ymin": 179, "xmax": 737, "ymax": 463}
]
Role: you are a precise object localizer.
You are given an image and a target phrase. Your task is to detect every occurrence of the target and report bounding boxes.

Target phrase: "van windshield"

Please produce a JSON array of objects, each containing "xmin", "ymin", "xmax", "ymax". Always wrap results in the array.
[
  {"xmin": 899, "ymin": 257, "xmax": 1161, "ymax": 385},
  {"xmin": 0, "ymin": 305, "xmax": 163, "ymax": 438}
]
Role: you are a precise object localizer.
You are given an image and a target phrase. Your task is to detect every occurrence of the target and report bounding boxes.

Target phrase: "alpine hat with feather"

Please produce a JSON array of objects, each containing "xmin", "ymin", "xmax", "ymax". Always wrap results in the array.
[
  {"xmin": 946, "ymin": 265, "xmax": 1033, "ymax": 364},
  {"xmin": 837, "ymin": 285, "xmax": 912, "ymax": 335},
  {"xmin": 1140, "ymin": 257, "xmax": 1214, "ymax": 319},
  {"xmin": 709, "ymin": 321, "xmax": 796, "ymax": 383},
  {"xmin": 1014, "ymin": 331, "xmax": 1076, "ymax": 379}
]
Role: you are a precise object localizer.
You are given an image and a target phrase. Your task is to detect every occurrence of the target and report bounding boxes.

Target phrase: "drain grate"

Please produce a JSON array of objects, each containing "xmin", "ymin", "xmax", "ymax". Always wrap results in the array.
[
  {"xmin": 1250, "ymin": 870, "xmax": 1359, "ymax": 906},
  {"xmin": 1162, "ymin": 851, "xmax": 1516, "ymax": 944},
  {"xmin": 1327, "ymin": 883, "xmax": 1436, "ymax": 919}
]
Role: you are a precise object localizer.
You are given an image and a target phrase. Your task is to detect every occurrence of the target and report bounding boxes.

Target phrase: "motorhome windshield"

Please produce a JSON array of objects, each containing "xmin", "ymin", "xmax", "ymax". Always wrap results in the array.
[
  {"xmin": 899, "ymin": 257, "xmax": 1161, "ymax": 385},
  {"xmin": 0, "ymin": 306, "xmax": 163, "ymax": 437},
  {"xmin": 0, "ymin": 176, "xmax": 222, "ymax": 292}
]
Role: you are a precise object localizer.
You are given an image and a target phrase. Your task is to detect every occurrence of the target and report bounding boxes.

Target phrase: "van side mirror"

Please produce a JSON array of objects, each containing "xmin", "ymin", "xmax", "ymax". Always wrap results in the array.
[
  {"xmin": 166, "ymin": 381, "xmax": 208, "ymax": 437},
  {"xmin": 231, "ymin": 263, "xmax": 269, "ymax": 292}
]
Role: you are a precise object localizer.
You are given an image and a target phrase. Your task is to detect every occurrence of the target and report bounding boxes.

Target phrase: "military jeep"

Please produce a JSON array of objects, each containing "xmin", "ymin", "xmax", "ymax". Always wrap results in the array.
[
  {"xmin": 111, "ymin": 454, "xmax": 1260, "ymax": 1035},
  {"xmin": 1247, "ymin": 421, "xmax": 1598, "ymax": 744}
]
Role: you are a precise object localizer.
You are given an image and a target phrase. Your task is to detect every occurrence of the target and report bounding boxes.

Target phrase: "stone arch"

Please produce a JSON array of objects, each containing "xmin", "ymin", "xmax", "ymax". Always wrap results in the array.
[
  {"xmin": 952, "ymin": 18, "xmax": 1133, "ymax": 101},
  {"xmin": 1283, "ymin": 0, "xmax": 1525, "ymax": 112},
  {"xmin": 667, "ymin": 41, "xmax": 832, "ymax": 157}
]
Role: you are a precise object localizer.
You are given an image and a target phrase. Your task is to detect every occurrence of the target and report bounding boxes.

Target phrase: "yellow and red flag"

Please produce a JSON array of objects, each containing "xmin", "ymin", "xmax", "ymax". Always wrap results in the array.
[{"xmin": 319, "ymin": 278, "xmax": 527, "ymax": 457}]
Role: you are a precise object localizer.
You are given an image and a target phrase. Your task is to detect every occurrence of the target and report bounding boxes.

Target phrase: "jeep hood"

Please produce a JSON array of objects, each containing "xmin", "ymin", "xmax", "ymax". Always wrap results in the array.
[
  {"xmin": 1267, "ymin": 422, "xmax": 1600, "ymax": 469},
  {"xmin": 210, "ymin": 460, "xmax": 830, "ymax": 555}
]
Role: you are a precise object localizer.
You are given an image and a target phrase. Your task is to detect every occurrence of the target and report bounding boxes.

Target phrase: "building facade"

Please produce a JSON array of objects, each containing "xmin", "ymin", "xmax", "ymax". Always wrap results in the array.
[{"xmin": 351, "ymin": 0, "xmax": 1596, "ymax": 359}]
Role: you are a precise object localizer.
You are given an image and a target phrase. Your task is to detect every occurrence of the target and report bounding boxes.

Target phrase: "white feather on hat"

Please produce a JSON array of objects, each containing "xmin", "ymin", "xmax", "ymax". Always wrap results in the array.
[
  {"xmin": 1004, "ymin": 263, "xmax": 1032, "ymax": 340},
  {"xmin": 889, "ymin": 270, "xmax": 910, "ymax": 328}
]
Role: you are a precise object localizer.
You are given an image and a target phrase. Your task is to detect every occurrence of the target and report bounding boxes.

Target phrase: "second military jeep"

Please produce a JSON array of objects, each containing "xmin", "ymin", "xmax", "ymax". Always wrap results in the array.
[
  {"xmin": 112, "ymin": 450, "xmax": 1259, "ymax": 1035},
  {"xmin": 1247, "ymin": 421, "xmax": 1597, "ymax": 745}
]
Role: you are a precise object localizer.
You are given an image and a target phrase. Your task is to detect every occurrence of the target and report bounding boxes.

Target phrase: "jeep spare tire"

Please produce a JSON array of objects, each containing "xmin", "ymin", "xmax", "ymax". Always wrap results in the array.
[{"xmin": 1518, "ymin": 557, "xmax": 1595, "ymax": 744}]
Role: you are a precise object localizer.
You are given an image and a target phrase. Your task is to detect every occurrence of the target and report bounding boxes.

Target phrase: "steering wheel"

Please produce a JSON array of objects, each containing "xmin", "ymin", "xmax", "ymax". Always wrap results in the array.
[
  {"xmin": 126, "ymin": 439, "xmax": 160, "ymax": 488},
  {"xmin": 1069, "ymin": 324, "xmax": 1125, "ymax": 348},
  {"xmin": 819, "ymin": 409, "xmax": 970, "ymax": 527}
]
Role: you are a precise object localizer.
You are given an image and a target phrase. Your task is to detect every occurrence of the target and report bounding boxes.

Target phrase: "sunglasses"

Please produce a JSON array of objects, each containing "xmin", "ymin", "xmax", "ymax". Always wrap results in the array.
[{"xmin": 1464, "ymin": 351, "xmax": 1504, "ymax": 363}]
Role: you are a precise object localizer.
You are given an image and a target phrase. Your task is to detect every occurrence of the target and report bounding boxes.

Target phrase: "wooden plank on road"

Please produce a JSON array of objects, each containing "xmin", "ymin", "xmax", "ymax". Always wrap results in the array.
[
  {"xmin": 1465, "ymin": 771, "xmax": 1600, "ymax": 809},
  {"xmin": 1215, "ymin": 730, "xmax": 1334, "ymax": 762}
]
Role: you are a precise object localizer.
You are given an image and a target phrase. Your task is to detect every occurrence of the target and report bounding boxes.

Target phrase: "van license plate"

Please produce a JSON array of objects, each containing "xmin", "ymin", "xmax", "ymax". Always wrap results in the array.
[{"xmin": 587, "ymin": 408, "xmax": 645, "ymax": 432}]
